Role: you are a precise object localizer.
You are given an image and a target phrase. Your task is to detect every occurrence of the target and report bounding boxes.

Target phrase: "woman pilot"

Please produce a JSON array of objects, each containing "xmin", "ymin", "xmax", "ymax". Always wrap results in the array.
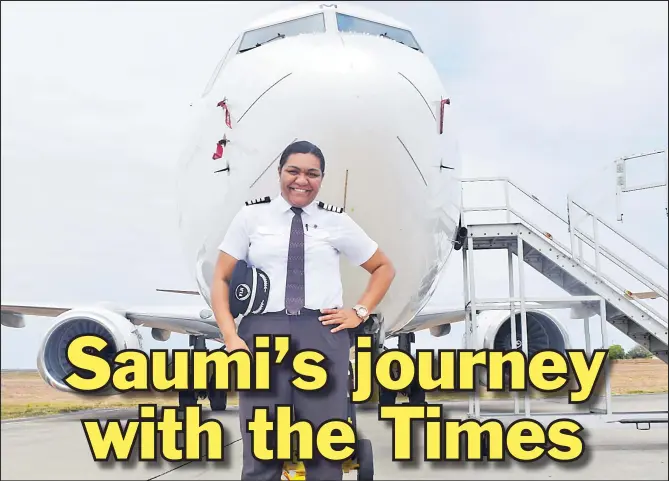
[{"xmin": 211, "ymin": 140, "xmax": 396, "ymax": 480}]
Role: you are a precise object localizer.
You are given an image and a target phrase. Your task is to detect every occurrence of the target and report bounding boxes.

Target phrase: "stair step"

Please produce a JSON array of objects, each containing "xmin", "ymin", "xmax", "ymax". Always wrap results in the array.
[{"xmin": 466, "ymin": 223, "xmax": 668, "ymax": 365}]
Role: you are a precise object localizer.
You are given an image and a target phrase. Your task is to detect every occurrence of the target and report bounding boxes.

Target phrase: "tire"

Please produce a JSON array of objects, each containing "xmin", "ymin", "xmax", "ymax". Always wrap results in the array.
[
  {"xmin": 378, "ymin": 389, "xmax": 397, "ymax": 406},
  {"xmin": 408, "ymin": 387, "xmax": 426, "ymax": 405},
  {"xmin": 208, "ymin": 372, "xmax": 227, "ymax": 411},
  {"xmin": 178, "ymin": 389, "xmax": 198, "ymax": 409},
  {"xmin": 356, "ymin": 438, "xmax": 374, "ymax": 480},
  {"xmin": 348, "ymin": 397, "xmax": 357, "ymax": 429},
  {"xmin": 209, "ymin": 389, "xmax": 227, "ymax": 411},
  {"xmin": 481, "ymin": 433, "xmax": 490, "ymax": 457}
]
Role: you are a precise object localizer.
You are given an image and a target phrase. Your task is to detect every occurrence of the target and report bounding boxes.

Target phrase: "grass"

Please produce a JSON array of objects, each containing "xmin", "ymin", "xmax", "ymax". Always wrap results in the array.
[
  {"xmin": 0, "ymin": 395, "xmax": 241, "ymax": 420},
  {"xmin": 1, "ymin": 358, "xmax": 666, "ymax": 420},
  {"xmin": 0, "ymin": 370, "xmax": 241, "ymax": 420},
  {"xmin": 2, "ymin": 402, "xmax": 115, "ymax": 419}
]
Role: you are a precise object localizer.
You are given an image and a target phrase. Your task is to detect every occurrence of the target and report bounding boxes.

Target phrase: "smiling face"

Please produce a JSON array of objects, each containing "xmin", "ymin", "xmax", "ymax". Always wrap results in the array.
[{"xmin": 279, "ymin": 152, "xmax": 324, "ymax": 208}]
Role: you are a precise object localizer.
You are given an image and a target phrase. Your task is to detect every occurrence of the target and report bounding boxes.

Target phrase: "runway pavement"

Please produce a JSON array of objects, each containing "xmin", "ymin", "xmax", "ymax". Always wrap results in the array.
[{"xmin": 2, "ymin": 394, "xmax": 667, "ymax": 480}]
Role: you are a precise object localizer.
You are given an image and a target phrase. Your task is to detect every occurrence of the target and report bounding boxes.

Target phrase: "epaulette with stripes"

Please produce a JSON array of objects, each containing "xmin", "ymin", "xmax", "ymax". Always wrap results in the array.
[
  {"xmin": 317, "ymin": 201, "xmax": 344, "ymax": 213},
  {"xmin": 245, "ymin": 196, "xmax": 271, "ymax": 206}
]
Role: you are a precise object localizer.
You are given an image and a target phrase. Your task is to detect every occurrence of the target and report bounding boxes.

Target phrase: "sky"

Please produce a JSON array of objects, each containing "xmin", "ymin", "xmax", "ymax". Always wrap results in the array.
[{"xmin": 1, "ymin": 1, "xmax": 668, "ymax": 369}]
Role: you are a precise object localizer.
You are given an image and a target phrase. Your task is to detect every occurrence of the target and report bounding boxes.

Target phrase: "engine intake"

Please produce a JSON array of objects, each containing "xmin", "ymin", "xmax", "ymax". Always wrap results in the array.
[
  {"xmin": 37, "ymin": 306, "xmax": 143, "ymax": 394},
  {"xmin": 491, "ymin": 311, "xmax": 568, "ymax": 355},
  {"xmin": 464, "ymin": 308, "xmax": 571, "ymax": 389}
]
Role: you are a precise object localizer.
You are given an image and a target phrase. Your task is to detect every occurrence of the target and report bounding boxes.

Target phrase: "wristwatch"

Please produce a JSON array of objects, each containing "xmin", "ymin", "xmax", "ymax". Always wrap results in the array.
[{"xmin": 353, "ymin": 304, "xmax": 370, "ymax": 321}]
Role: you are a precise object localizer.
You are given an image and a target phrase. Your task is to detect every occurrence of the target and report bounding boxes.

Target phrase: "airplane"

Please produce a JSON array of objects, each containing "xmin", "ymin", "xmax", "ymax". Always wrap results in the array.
[{"xmin": 1, "ymin": 1, "xmax": 571, "ymax": 409}]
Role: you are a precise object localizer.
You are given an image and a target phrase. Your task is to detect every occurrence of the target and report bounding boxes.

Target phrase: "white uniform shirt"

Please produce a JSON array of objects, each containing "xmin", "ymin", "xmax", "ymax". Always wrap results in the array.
[{"xmin": 218, "ymin": 194, "xmax": 379, "ymax": 313}]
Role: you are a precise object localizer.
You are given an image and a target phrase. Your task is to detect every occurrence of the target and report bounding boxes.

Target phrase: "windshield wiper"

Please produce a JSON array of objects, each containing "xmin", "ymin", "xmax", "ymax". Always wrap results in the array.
[
  {"xmin": 379, "ymin": 32, "xmax": 420, "ymax": 51},
  {"xmin": 239, "ymin": 33, "xmax": 285, "ymax": 53}
]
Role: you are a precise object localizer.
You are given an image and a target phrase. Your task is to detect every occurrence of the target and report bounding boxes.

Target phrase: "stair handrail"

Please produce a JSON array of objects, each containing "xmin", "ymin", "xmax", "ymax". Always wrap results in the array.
[
  {"xmin": 568, "ymin": 197, "xmax": 668, "ymax": 270},
  {"xmin": 506, "ymin": 205, "xmax": 668, "ymax": 326},
  {"xmin": 460, "ymin": 177, "xmax": 668, "ymax": 305},
  {"xmin": 570, "ymin": 227, "xmax": 669, "ymax": 305},
  {"xmin": 566, "ymin": 196, "xmax": 668, "ymax": 300},
  {"xmin": 461, "ymin": 176, "xmax": 569, "ymax": 226}
]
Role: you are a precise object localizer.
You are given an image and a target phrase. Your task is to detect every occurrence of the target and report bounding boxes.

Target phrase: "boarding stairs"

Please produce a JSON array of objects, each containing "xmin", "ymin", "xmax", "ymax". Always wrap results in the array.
[{"xmin": 457, "ymin": 150, "xmax": 667, "ymax": 424}]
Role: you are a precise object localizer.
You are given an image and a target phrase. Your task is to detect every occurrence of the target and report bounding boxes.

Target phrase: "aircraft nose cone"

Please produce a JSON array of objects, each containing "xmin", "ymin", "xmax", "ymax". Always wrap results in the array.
[
  {"xmin": 289, "ymin": 46, "xmax": 403, "ymax": 132},
  {"xmin": 216, "ymin": 35, "xmax": 445, "ymax": 204},
  {"xmin": 178, "ymin": 35, "xmax": 456, "ymax": 327},
  {"xmin": 253, "ymin": 51, "xmax": 432, "ymax": 155}
]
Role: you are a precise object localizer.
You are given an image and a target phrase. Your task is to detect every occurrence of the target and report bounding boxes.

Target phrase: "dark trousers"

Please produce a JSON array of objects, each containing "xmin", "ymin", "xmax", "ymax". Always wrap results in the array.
[{"xmin": 236, "ymin": 309, "xmax": 352, "ymax": 481}]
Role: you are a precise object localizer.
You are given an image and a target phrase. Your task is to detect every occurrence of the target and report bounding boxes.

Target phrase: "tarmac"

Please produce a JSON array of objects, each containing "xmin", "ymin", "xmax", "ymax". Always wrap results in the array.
[{"xmin": 2, "ymin": 393, "xmax": 667, "ymax": 480}]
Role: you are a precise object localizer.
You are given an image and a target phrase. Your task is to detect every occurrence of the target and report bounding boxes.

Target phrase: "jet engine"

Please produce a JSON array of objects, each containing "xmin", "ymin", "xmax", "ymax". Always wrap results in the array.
[
  {"xmin": 36, "ymin": 306, "xmax": 143, "ymax": 395},
  {"xmin": 463, "ymin": 309, "xmax": 572, "ymax": 388}
]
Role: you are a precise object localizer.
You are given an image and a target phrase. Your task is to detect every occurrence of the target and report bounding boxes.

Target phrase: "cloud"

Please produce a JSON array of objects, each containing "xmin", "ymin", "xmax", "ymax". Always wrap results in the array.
[
  {"xmin": 2, "ymin": 1, "xmax": 667, "ymax": 367},
  {"xmin": 370, "ymin": 1, "xmax": 668, "ymax": 351}
]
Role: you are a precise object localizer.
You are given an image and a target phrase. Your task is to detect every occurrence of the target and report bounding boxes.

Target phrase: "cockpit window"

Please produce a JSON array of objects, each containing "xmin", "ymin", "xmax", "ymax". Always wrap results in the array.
[
  {"xmin": 238, "ymin": 13, "xmax": 326, "ymax": 53},
  {"xmin": 336, "ymin": 13, "xmax": 421, "ymax": 51}
]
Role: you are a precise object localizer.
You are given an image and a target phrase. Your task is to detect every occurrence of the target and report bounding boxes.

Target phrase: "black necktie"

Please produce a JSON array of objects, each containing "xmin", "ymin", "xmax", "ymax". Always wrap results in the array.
[{"xmin": 285, "ymin": 207, "xmax": 305, "ymax": 314}]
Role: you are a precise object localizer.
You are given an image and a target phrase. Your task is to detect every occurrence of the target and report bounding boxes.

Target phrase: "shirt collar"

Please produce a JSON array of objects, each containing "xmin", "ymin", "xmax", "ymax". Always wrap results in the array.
[{"xmin": 273, "ymin": 193, "xmax": 318, "ymax": 216}]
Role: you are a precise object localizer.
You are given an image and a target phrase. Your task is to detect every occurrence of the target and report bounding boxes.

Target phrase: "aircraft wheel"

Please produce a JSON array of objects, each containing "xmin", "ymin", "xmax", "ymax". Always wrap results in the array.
[
  {"xmin": 408, "ymin": 387, "xmax": 426, "ymax": 405},
  {"xmin": 481, "ymin": 433, "xmax": 490, "ymax": 457},
  {"xmin": 179, "ymin": 389, "xmax": 198, "ymax": 409},
  {"xmin": 379, "ymin": 389, "xmax": 397, "ymax": 406},
  {"xmin": 356, "ymin": 438, "xmax": 374, "ymax": 480},
  {"xmin": 209, "ymin": 389, "xmax": 227, "ymax": 411}
]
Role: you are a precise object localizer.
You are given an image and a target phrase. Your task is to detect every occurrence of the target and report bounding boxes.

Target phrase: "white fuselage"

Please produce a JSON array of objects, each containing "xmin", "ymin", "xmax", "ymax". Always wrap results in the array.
[{"xmin": 175, "ymin": 12, "xmax": 462, "ymax": 335}]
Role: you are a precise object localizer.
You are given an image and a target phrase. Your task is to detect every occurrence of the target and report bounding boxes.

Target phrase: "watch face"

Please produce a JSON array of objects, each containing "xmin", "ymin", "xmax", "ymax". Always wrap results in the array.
[{"xmin": 357, "ymin": 306, "xmax": 368, "ymax": 317}]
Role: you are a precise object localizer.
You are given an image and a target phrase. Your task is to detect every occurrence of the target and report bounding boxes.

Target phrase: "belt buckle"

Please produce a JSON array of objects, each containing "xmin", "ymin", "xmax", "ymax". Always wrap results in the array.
[{"xmin": 285, "ymin": 308, "xmax": 301, "ymax": 316}]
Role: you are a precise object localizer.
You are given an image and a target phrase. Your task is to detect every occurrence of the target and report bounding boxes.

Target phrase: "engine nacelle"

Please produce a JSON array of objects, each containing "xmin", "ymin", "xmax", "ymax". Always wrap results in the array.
[
  {"xmin": 37, "ymin": 306, "xmax": 143, "ymax": 395},
  {"xmin": 461, "ymin": 308, "xmax": 572, "ymax": 388}
]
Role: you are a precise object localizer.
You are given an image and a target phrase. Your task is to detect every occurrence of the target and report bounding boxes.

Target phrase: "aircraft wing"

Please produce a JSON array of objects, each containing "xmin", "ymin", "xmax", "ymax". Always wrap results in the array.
[
  {"xmin": 1, "ymin": 302, "xmax": 223, "ymax": 338},
  {"xmin": 2, "ymin": 296, "xmax": 470, "ymax": 341}
]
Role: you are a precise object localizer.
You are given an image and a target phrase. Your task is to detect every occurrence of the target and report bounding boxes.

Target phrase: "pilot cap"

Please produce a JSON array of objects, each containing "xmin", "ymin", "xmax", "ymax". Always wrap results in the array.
[{"xmin": 228, "ymin": 260, "xmax": 270, "ymax": 318}]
